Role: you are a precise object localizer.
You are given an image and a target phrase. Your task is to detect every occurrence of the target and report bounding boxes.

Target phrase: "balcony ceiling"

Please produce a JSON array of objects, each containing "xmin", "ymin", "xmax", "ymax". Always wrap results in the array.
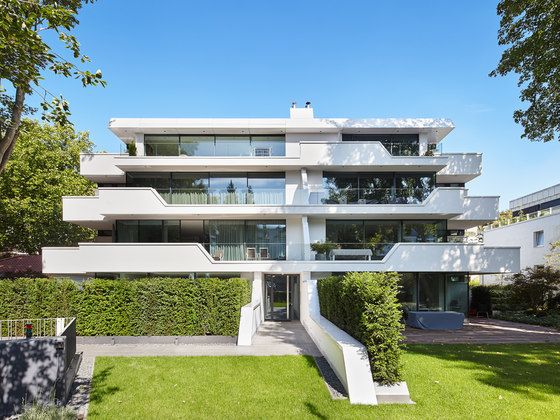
[{"xmin": 109, "ymin": 118, "xmax": 454, "ymax": 143}]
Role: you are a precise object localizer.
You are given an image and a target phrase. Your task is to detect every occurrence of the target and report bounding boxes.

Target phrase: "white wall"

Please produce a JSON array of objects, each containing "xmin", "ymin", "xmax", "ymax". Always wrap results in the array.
[
  {"xmin": 42, "ymin": 242, "xmax": 520, "ymax": 275},
  {"xmin": 484, "ymin": 213, "xmax": 560, "ymax": 270}
]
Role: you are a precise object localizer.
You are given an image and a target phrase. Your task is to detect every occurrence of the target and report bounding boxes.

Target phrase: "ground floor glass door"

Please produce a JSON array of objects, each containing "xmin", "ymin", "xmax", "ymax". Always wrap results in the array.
[{"xmin": 264, "ymin": 274, "xmax": 299, "ymax": 321}]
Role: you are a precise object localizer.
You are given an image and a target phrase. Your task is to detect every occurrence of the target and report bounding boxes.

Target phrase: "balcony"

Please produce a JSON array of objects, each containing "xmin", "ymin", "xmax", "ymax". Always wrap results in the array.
[
  {"xmin": 309, "ymin": 187, "xmax": 433, "ymax": 205},
  {"xmin": 156, "ymin": 188, "xmax": 285, "ymax": 205},
  {"xmin": 436, "ymin": 153, "xmax": 482, "ymax": 183},
  {"xmin": 42, "ymin": 242, "xmax": 520, "ymax": 275}
]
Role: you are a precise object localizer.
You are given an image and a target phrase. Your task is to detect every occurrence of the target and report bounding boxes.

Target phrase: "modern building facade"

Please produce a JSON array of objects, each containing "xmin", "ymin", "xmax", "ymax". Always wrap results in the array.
[
  {"xmin": 483, "ymin": 183, "xmax": 560, "ymax": 283},
  {"xmin": 42, "ymin": 104, "xmax": 520, "ymax": 319}
]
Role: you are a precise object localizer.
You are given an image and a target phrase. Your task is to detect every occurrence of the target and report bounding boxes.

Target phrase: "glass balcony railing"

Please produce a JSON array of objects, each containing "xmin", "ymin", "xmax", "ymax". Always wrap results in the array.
[
  {"xmin": 204, "ymin": 242, "xmax": 287, "ymax": 261},
  {"xmin": 309, "ymin": 187, "xmax": 434, "ymax": 205},
  {"xmin": 155, "ymin": 188, "xmax": 285, "ymax": 205},
  {"xmin": 144, "ymin": 140, "xmax": 285, "ymax": 157},
  {"xmin": 377, "ymin": 142, "xmax": 443, "ymax": 156}
]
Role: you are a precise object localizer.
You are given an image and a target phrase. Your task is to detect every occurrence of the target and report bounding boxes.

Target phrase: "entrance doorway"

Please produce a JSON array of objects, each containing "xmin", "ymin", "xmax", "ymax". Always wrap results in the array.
[{"xmin": 264, "ymin": 274, "xmax": 300, "ymax": 321}]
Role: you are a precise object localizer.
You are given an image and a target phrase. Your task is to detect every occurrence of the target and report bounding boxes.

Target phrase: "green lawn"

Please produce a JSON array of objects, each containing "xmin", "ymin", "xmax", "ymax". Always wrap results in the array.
[{"xmin": 89, "ymin": 344, "xmax": 560, "ymax": 419}]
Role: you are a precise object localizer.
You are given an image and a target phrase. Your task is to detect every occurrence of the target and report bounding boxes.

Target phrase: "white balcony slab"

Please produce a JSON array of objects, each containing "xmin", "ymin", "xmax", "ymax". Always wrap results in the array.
[
  {"xmin": 62, "ymin": 187, "xmax": 498, "ymax": 229},
  {"xmin": 79, "ymin": 143, "xmax": 451, "ymax": 182},
  {"xmin": 109, "ymin": 117, "xmax": 454, "ymax": 141},
  {"xmin": 436, "ymin": 153, "xmax": 482, "ymax": 184},
  {"xmin": 42, "ymin": 242, "xmax": 519, "ymax": 276}
]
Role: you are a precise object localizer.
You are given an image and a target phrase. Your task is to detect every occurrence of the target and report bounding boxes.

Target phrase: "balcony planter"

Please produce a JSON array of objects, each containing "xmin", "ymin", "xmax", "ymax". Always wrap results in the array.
[{"xmin": 311, "ymin": 242, "xmax": 338, "ymax": 261}]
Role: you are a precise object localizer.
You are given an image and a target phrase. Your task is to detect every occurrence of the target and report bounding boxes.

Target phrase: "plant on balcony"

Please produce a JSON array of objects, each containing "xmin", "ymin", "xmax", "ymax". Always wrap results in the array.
[
  {"xmin": 423, "ymin": 149, "xmax": 434, "ymax": 156},
  {"xmin": 367, "ymin": 233, "xmax": 386, "ymax": 258},
  {"xmin": 310, "ymin": 241, "xmax": 338, "ymax": 260},
  {"xmin": 126, "ymin": 141, "xmax": 137, "ymax": 156}
]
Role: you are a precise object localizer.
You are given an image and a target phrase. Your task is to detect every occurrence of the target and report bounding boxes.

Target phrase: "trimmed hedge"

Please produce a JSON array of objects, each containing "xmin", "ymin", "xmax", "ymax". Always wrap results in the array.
[
  {"xmin": 0, "ymin": 277, "xmax": 250, "ymax": 336},
  {"xmin": 317, "ymin": 272, "xmax": 403, "ymax": 385}
]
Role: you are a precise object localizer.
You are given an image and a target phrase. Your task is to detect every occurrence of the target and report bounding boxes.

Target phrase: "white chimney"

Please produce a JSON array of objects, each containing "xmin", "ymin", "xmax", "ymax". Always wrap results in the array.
[{"xmin": 289, "ymin": 101, "xmax": 314, "ymax": 119}]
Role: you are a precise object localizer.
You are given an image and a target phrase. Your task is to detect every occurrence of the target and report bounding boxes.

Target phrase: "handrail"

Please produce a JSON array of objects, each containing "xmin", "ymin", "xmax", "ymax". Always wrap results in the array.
[{"xmin": 486, "ymin": 205, "xmax": 560, "ymax": 230}]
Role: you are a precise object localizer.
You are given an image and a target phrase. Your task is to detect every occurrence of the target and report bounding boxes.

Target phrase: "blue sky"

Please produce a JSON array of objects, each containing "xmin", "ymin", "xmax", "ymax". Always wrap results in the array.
[{"xmin": 33, "ymin": 0, "xmax": 560, "ymax": 209}]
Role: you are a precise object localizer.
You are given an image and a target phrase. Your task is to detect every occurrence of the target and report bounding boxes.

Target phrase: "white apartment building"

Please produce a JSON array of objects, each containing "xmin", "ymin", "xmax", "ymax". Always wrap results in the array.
[
  {"xmin": 483, "ymin": 183, "xmax": 560, "ymax": 283},
  {"xmin": 42, "ymin": 104, "xmax": 520, "ymax": 321}
]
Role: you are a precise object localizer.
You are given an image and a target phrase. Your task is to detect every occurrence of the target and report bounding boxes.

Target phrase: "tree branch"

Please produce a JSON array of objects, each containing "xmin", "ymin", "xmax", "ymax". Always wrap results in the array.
[{"xmin": 0, "ymin": 86, "xmax": 26, "ymax": 172}]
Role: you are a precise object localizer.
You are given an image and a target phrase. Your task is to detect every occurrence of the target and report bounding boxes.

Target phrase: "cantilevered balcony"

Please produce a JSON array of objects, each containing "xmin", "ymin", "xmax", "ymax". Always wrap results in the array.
[{"xmin": 42, "ymin": 242, "xmax": 520, "ymax": 275}]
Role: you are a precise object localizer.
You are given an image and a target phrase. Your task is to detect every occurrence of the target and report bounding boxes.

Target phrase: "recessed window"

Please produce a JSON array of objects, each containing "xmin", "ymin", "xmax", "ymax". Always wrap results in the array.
[{"xmin": 534, "ymin": 230, "xmax": 544, "ymax": 247}]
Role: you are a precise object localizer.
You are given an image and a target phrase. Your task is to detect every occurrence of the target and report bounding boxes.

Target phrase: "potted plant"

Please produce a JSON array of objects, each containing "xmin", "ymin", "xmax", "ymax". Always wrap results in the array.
[{"xmin": 310, "ymin": 241, "xmax": 338, "ymax": 260}]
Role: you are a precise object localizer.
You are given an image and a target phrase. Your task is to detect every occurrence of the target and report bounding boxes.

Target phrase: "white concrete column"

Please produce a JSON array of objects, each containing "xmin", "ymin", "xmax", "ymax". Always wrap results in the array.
[
  {"xmin": 134, "ymin": 133, "xmax": 145, "ymax": 156},
  {"xmin": 419, "ymin": 133, "xmax": 428, "ymax": 156},
  {"xmin": 302, "ymin": 216, "xmax": 311, "ymax": 261}
]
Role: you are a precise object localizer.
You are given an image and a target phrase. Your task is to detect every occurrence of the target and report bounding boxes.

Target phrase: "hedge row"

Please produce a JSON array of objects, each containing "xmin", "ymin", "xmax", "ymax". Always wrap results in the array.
[
  {"xmin": 0, "ymin": 277, "xmax": 251, "ymax": 336},
  {"xmin": 317, "ymin": 272, "xmax": 403, "ymax": 385}
]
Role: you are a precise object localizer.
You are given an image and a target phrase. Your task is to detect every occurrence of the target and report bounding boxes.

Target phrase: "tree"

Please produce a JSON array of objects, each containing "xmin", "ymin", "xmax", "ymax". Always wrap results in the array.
[
  {"xmin": 508, "ymin": 266, "xmax": 560, "ymax": 313},
  {"xmin": 0, "ymin": 0, "xmax": 105, "ymax": 172},
  {"xmin": 490, "ymin": 0, "xmax": 560, "ymax": 142},
  {"xmin": 0, "ymin": 119, "xmax": 96, "ymax": 254},
  {"xmin": 546, "ymin": 240, "xmax": 560, "ymax": 269}
]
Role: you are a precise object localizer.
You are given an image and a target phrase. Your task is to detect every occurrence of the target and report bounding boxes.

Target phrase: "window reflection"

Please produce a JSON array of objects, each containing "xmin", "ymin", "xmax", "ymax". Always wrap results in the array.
[{"xmin": 144, "ymin": 135, "xmax": 285, "ymax": 157}]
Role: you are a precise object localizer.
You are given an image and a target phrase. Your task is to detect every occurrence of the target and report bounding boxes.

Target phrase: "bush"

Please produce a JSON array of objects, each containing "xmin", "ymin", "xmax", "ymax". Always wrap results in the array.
[
  {"xmin": 0, "ymin": 277, "xmax": 251, "ymax": 336},
  {"xmin": 317, "ymin": 272, "xmax": 403, "ymax": 385},
  {"xmin": 494, "ymin": 311, "xmax": 560, "ymax": 330},
  {"xmin": 508, "ymin": 266, "xmax": 560, "ymax": 313}
]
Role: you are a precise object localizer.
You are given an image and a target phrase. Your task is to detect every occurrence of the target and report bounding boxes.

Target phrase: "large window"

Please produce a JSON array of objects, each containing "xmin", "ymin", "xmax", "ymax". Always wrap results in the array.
[
  {"xmin": 115, "ymin": 219, "xmax": 286, "ymax": 261},
  {"xmin": 144, "ymin": 135, "xmax": 285, "ymax": 157},
  {"xmin": 326, "ymin": 219, "xmax": 447, "ymax": 259},
  {"xmin": 319, "ymin": 172, "xmax": 435, "ymax": 205},
  {"xmin": 341, "ymin": 133, "xmax": 419, "ymax": 156},
  {"xmin": 126, "ymin": 172, "xmax": 285, "ymax": 205},
  {"xmin": 398, "ymin": 273, "xmax": 469, "ymax": 314}
]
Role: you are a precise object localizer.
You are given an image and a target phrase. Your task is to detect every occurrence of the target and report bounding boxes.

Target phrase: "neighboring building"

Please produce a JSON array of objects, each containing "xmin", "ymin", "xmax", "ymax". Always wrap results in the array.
[
  {"xmin": 483, "ymin": 183, "xmax": 560, "ymax": 283},
  {"xmin": 0, "ymin": 254, "xmax": 43, "ymax": 278},
  {"xmin": 42, "ymin": 104, "xmax": 519, "ymax": 318}
]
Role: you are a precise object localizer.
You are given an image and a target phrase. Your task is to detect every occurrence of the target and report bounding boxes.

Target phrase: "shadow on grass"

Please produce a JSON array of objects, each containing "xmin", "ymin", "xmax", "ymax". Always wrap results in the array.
[
  {"xmin": 304, "ymin": 402, "xmax": 328, "ymax": 419},
  {"xmin": 89, "ymin": 366, "xmax": 120, "ymax": 406},
  {"xmin": 408, "ymin": 344, "xmax": 560, "ymax": 400}
]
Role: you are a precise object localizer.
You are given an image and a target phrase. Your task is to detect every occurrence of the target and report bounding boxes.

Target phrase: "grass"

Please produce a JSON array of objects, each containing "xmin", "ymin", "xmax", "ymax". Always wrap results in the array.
[{"xmin": 89, "ymin": 344, "xmax": 560, "ymax": 419}]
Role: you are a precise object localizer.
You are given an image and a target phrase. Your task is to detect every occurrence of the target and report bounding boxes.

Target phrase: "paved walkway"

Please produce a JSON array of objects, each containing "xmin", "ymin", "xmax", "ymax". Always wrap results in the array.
[
  {"xmin": 405, "ymin": 318, "xmax": 560, "ymax": 344},
  {"xmin": 68, "ymin": 321, "xmax": 319, "ymax": 418}
]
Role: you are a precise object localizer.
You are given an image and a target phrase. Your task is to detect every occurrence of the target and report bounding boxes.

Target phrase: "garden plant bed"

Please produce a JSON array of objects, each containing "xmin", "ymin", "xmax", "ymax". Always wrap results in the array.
[{"xmin": 88, "ymin": 344, "xmax": 560, "ymax": 419}]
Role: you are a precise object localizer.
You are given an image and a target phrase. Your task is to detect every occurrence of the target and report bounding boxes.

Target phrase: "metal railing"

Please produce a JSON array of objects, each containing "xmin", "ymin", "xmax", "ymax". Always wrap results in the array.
[
  {"xmin": 309, "ymin": 187, "xmax": 434, "ymax": 205},
  {"xmin": 485, "ymin": 205, "xmax": 560, "ymax": 230},
  {"xmin": 156, "ymin": 188, "xmax": 285, "ymax": 205},
  {"xmin": 0, "ymin": 317, "xmax": 74, "ymax": 340}
]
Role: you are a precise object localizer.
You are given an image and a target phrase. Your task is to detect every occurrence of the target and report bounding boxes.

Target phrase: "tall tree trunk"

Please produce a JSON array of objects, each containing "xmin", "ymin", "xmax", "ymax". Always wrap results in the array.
[{"xmin": 0, "ymin": 87, "xmax": 25, "ymax": 172}]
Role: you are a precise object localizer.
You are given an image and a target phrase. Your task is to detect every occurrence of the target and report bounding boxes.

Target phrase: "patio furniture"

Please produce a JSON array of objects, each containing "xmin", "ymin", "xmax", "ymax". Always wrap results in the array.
[
  {"xmin": 330, "ymin": 248, "xmax": 373, "ymax": 260},
  {"xmin": 406, "ymin": 311, "xmax": 464, "ymax": 330},
  {"xmin": 259, "ymin": 247, "xmax": 269, "ymax": 260},
  {"xmin": 246, "ymin": 247, "xmax": 256, "ymax": 260}
]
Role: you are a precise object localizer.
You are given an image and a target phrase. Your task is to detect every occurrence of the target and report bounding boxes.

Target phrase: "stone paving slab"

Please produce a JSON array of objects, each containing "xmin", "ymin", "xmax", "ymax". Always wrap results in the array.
[{"xmin": 405, "ymin": 318, "xmax": 560, "ymax": 344}]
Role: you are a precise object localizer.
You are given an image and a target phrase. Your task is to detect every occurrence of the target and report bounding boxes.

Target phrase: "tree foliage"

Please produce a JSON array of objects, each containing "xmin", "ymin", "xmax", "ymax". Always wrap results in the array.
[
  {"xmin": 546, "ymin": 240, "xmax": 560, "ymax": 269},
  {"xmin": 509, "ymin": 266, "xmax": 560, "ymax": 313},
  {"xmin": 0, "ymin": 0, "xmax": 105, "ymax": 171},
  {"xmin": 0, "ymin": 119, "xmax": 95, "ymax": 253},
  {"xmin": 490, "ymin": 0, "xmax": 560, "ymax": 142}
]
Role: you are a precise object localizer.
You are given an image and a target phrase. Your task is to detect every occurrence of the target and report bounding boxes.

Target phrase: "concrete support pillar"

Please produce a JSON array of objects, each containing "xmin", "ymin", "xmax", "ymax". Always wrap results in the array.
[
  {"xmin": 419, "ymin": 133, "xmax": 428, "ymax": 156},
  {"xmin": 134, "ymin": 133, "xmax": 145, "ymax": 156},
  {"xmin": 302, "ymin": 216, "xmax": 311, "ymax": 261}
]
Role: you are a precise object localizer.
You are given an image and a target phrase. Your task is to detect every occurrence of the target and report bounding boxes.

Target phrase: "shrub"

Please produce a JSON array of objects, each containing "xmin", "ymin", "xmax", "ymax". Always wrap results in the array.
[
  {"xmin": 317, "ymin": 272, "xmax": 403, "ymax": 385},
  {"xmin": 0, "ymin": 277, "xmax": 250, "ymax": 336},
  {"xmin": 310, "ymin": 242, "xmax": 338, "ymax": 254},
  {"xmin": 508, "ymin": 266, "xmax": 560, "ymax": 313},
  {"xmin": 494, "ymin": 311, "xmax": 560, "ymax": 330}
]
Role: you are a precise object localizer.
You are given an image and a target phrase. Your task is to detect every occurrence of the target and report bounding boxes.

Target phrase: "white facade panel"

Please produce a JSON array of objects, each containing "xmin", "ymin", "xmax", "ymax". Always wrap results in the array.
[{"xmin": 42, "ymin": 242, "xmax": 519, "ymax": 275}]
